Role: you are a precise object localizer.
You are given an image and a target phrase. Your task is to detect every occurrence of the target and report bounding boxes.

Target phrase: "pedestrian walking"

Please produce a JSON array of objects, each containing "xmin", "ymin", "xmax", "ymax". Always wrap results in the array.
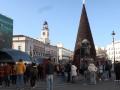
[
  {"xmin": 88, "ymin": 62, "xmax": 97, "ymax": 85},
  {"xmin": 82, "ymin": 61, "xmax": 89, "ymax": 84},
  {"xmin": 98, "ymin": 62, "xmax": 104, "ymax": 81},
  {"xmin": 4, "ymin": 63, "xmax": 11, "ymax": 87},
  {"xmin": 24, "ymin": 64, "xmax": 31, "ymax": 85},
  {"xmin": 0, "ymin": 63, "xmax": 4, "ymax": 87},
  {"xmin": 30, "ymin": 63, "xmax": 38, "ymax": 88},
  {"xmin": 71, "ymin": 64, "xmax": 77, "ymax": 83},
  {"xmin": 114, "ymin": 61, "xmax": 120, "ymax": 84},
  {"xmin": 37, "ymin": 64, "xmax": 44, "ymax": 81},
  {"xmin": 104, "ymin": 61, "xmax": 111, "ymax": 80},
  {"xmin": 60, "ymin": 64, "xmax": 65, "ymax": 82},
  {"xmin": 45, "ymin": 58, "xmax": 54, "ymax": 90},
  {"xmin": 16, "ymin": 59, "xmax": 26, "ymax": 90},
  {"xmin": 11, "ymin": 63, "xmax": 17, "ymax": 85},
  {"xmin": 65, "ymin": 62, "xmax": 71, "ymax": 83}
]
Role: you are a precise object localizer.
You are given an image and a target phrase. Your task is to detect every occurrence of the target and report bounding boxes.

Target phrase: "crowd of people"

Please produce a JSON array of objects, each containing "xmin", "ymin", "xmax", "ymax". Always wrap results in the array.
[
  {"xmin": 54, "ymin": 60, "xmax": 120, "ymax": 85},
  {"xmin": 0, "ymin": 58, "xmax": 120, "ymax": 90},
  {"xmin": 0, "ymin": 59, "xmax": 45, "ymax": 90}
]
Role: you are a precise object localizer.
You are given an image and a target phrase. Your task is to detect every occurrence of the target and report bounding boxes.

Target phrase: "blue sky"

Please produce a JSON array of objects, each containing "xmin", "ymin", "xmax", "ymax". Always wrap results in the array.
[{"xmin": 0, "ymin": 0, "xmax": 120, "ymax": 51}]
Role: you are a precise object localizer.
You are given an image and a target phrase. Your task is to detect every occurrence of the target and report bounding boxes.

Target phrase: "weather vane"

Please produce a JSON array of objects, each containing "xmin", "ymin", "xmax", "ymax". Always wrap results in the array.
[{"xmin": 83, "ymin": 0, "xmax": 86, "ymax": 4}]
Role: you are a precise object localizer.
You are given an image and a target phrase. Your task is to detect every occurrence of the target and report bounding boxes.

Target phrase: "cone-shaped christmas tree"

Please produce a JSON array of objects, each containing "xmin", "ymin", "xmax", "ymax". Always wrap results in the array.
[{"xmin": 73, "ymin": 4, "xmax": 96, "ymax": 66}]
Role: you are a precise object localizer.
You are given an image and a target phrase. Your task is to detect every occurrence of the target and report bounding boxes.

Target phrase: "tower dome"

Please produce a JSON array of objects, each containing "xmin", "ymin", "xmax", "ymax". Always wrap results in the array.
[{"xmin": 43, "ymin": 21, "xmax": 48, "ymax": 25}]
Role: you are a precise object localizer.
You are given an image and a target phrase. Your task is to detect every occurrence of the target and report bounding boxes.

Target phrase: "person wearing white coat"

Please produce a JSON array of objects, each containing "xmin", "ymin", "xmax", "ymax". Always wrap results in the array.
[
  {"xmin": 88, "ymin": 63, "xmax": 97, "ymax": 84},
  {"xmin": 71, "ymin": 64, "xmax": 77, "ymax": 83}
]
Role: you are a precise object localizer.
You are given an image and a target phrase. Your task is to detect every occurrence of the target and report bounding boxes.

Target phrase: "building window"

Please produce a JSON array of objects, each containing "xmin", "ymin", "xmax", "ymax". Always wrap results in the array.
[
  {"xmin": 18, "ymin": 46, "xmax": 21, "ymax": 51},
  {"xmin": 43, "ymin": 32, "xmax": 45, "ymax": 36},
  {"xmin": 109, "ymin": 52, "xmax": 110, "ymax": 55}
]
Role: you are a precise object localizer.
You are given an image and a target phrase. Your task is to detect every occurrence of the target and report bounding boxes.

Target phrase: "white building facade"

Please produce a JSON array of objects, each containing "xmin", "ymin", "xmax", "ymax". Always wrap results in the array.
[
  {"xmin": 12, "ymin": 35, "xmax": 58, "ymax": 63},
  {"xmin": 106, "ymin": 41, "xmax": 120, "ymax": 62},
  {"xmin": 12, "ymin": 21, "xmax": 73, "ymax": 64},
  {"xmin": 57, "ymin": 43, "xmax": 73, "ymax": 64},
  {"xmin": 95, "ymin": 46, "xmax": 107, "ymax": 58},
  {"xmin": 44, "ymin": 44, "xmax": 58, "ymax": 63}
]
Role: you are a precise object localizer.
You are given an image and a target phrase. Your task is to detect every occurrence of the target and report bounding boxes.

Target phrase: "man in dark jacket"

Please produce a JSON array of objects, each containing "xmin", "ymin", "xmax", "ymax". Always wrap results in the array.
[
  {"xmin": 45, "ymin": 58, "xmax": 54, "ymax": 90},
  {"xmin": 30, "ymin": 63, "xmax": 38, "ymax": 88},
  {"xmin": 65, "ymin": 62, "xmax": 71, "ymax": 83},
  {"xmin": 114, "ymin": 61, "xmax": 120, "ymax": 84}
]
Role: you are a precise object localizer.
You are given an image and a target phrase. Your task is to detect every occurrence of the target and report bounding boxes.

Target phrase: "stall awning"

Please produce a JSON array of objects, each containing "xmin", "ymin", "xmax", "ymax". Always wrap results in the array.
[{"xmin": 0, "ymin": 49, "xmax": 32, "ymax": 63}]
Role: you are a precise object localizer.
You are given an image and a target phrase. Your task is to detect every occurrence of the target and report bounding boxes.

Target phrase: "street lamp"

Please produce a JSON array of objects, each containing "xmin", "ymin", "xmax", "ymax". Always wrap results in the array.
[{"xmin": 112, "ymin": 30, "xmax": 115, "ymax": 71}]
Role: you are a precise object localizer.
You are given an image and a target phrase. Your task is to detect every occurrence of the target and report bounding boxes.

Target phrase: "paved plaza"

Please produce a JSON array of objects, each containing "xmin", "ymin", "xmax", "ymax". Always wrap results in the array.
[{"xmin": 0, "ymin": 75, "xmax": 120, "ymax": 90}]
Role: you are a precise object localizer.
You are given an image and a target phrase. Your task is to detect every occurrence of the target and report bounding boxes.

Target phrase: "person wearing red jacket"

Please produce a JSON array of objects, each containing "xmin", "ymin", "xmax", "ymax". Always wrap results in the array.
[
  {"xmin": 0, "ymin": 63, "xmax": 4, "ymax": 87},
  {"xmin": 4, "ymin": 63, "xmax": 11, "ymax": 87}
]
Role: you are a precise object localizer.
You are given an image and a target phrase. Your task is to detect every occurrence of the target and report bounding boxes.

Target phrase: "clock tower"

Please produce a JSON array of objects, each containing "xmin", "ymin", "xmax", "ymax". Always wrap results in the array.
[{"xmin": 40, "ymin": 21, "xmax": 50, "ymax": 44}]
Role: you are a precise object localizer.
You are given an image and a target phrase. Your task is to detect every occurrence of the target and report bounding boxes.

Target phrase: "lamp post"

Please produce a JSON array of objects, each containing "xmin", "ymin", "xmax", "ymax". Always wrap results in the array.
[{"xmin": 112, "ymin": 30, "xmax": 115, "ymax": 71}]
